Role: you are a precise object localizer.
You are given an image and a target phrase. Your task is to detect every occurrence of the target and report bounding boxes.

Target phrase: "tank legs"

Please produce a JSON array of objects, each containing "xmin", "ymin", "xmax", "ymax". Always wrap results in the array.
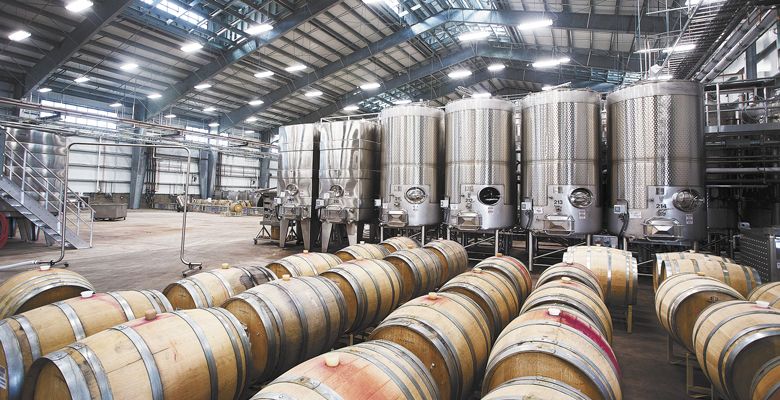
[
  {"xmin": 300, "ymin": 218, "xmax": 314, "ymax": 251},
  {"xmin": 320, "ymin": 221, "xmax": 333, "ymax": 252},
  {"xmin": 278, "ymin": 218, "xmax": 289, "ymax": 248},
  {"xmin": 421, "ymin": 226, "xmax": 426, "ymax": 244},
  {"xmin": 345, "ymin": 222, "xmax": 363, "ymax": 245},
  {"xmin": 527, "ymin": 231, "xmax": 534, "ymax": 272}
]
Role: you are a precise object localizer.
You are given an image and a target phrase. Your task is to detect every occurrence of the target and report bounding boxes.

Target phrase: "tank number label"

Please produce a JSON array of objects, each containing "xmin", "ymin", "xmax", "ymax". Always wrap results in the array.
[
  {"xmin": 553, "ymin": 200, "xmax": 563, "ymax": 206},
  {"xmin": 655, "ymin": 203, "xmax": 668, "ymax": 209},
  {"xmin": 579, "ymin": 210, "xmax": 587, "ymax": 220},
  {"xmin": 0, "ymin": 365, "xmax": 6, "ymax": 389},
  {"xmin": 629, "ymin": 211, "xmax": 642, "ymax": 219},
  {"xmin": 533, "ymin": 207, "xmax": 544, "ymax": 215},
  {"xmin": 686, "ymin": 214, "xmax": 694, "ymax": 225}
]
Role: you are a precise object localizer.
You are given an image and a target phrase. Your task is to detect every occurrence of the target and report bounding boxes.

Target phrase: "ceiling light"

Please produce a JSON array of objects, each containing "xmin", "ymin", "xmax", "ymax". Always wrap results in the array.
[
  {"xmin": 344, "ymin": 105, "xmax": 360, "ymax": 111},
  {"xmin": 663, "ymin": 43, "xmax": 696, "ymax": 53},
  {"xmin": 246, "ymin": 116, "xmax": 258, "ymax": 122},
  {"xmin": 410, "ymin": 4, "xmax": 422, "ymax": 10},
  {"xmin": 458, "ymin": 31, "xmax": 491, "ymax": 41},
  {"xmin": 203, "ymin": 106, "xmax": 216, "ymax": 112},
  {"xmin": 74, "ymin": 76, "xmax": 90, "ymax": 83},
  {"xmin": 164, "ymin": 114, "xmax": 177, "ymax": 119},
  {"xmin": 109, "ymin": 102, "xmax": 122, "ymax": 108},
  {"xmin": 448, "ymin": 69, "xmax": 472, "ymax": 79},
  {"xmin": 517, "ymin": 19, "xmax": 553, "ymax": 30},
  {"xmin": 194, "ymin": 83, "xmax": 212, "ymax": 90},
  {"xmin": 254, "ymin": 71, "xmax": 274, "ymax": 78},
  {"xmin": 8, "ymin": 30, "xmax": 31, "ymax": 41},
  {"xmin": 245, "ymin": 23, "xmax": 273, "ymax": 35},
  {"xmin": 305, "ymin": 90, "xmax": 323, "ymax": 97},
  {"xmin": 635, "ymin": 48, "xmax": 660, "ymax": 54},
  {"xmin": 65, "ymin": 0, "xmax": 93, "ymax": 12},
  {"xmin": 654, "ymin": 74, "xmax": 673, "ymax": 80},
  {"xmin": 147, "ymin": 93, "xmax": 162, "ymax": 99},
  {"xmin": 532, "ymin": 57, "xmax": 570, "ymax": 69},
  {"xmin": 285, "ymin": 64, "xmax": 307, "ymax": 72},
  {"xmin": 208, "ymin": 122, "xmax": 220, "ymax": 127},
  {"xmin": 488, "ymin": 63, "xmax": 505, "ymax": 71},
  {"xmin": 542, "ymin": 85, "xmax": 555, "ymax": 91},
  {"xmin": 120, "ymin": 63, "xmax": 138, "ymax": 71},
  {"xmin": 37, "ymin": 88, "xmax": 52, "ymax": 93},
  {"xmin": 393, "ymin": 99, "xmax": 412, "ymax": 105},
  {"xmin": 249, "ymin": 99, "xmax": 264, "ymax": 106},
  {"xmin": 360, "ymin": 82, "xmax": 381, "ymax": 90},
  {"xmin": 472, "ymin": 92, "xmax": 491, "ymax": 98},
  {"xmin": 398, "ymin": 10, "xmax": 409, "ymax": 17},
  {"xmin": 181, "ymin": 42, "xmax": 203, "ymax": 53}
]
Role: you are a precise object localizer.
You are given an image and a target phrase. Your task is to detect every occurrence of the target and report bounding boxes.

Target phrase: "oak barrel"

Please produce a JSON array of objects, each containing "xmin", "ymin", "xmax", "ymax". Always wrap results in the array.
[
  {"xmin": 482, "ymin": 376, "xmax": 592, "ymax": 400},
  {"xmin": 521, "ymin": 279, "xmax": 613, "ymax": 343},
  {"xmin": 748, "ymin": 282, "xmax": 780, "ymax": 309},
  {"xmin": 334, "ymin": 243, "xmax": 390, "ymax": 261},
  {"xmin": 654, "ymin": 273, "xmax": 743, "ymax": 352},
  {"xmin": 693, "ymin": 300, "xmax": 780, "ymax": 400},
  {"xmin": 751, "ymin": 357, "xmax": 780, "ymax": 400},
  {"xmin": 321, "ymin": 259, "xmax": 403, "ymax": 333},
  {"xmin": 250, "ymin": 340, "xmax": 439, "ymax": 400},
  {"xmin": 369, "ymin": 292, "xmax": 491, "ymax": 400},
  {"xmin": 657, "ymin": 258, "xmax": 761, "ymax": 297},
  {"xmin": 22, "ymin": 308, "xmax": 251, "ymax": 400},
  {"xmin": 654, "ymin": 251, "xmax": 733, "ymax": 290},
  {"xmin": 380, "ymin": 236, "xmax": 420, "ymax": 253},
  {"xmin": 536, "ymin": 262, "xmax": 604, "ymax": 300},
  {"xmin": 483, "ymin": 307, "xmax": 622, "ymax": 400},
  {"xmin": 562, "ymin": 246, "xmax": 638, "ymax": 306},
  {"xmin": 423, "ymin": 239, "xmax": 469, "ymax": 281},
  {"xmin": 265, "ymin": 251, "xmax": 341, "ymax": 277},
  {"xmin": 475, "ymin": 255, "xmax": 533, "ymax": 305},
  {"xmin": 0, "ymin": 268, "xmax": 94, "ymax": 319},
  {"xmin": 384, "ymin": 248, "xmax": 443, "ymax": 302},
  {"xmin": 439, "ymin": 267, "xmax": 520, "ymax": 339},
  {"xmin": 164, "ymin": 264, "xmax": 276, "ymax": 309},
  {"xmin": 222, "ymin": 276, "xmax": 347, "ymax": 383}
]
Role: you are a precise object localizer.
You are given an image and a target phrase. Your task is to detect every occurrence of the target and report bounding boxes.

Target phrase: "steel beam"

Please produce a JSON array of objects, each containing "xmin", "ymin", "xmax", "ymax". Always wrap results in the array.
[
  {"xmin": 22, "ymin": 0, "xmax": 134, "ymax": 97},
  {"xmin": 144, "ymin": 0, "xmax": 340, "ymax": 118}
]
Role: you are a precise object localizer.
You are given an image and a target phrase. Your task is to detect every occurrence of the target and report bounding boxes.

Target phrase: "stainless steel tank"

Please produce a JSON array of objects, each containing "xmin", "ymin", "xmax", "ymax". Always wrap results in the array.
[
  {"xmin": 317, "ymin": 120, "xmax": 381, "ymax": 250},
  {"xmin": 275, "ymin": 123, "xmax": 319, "ymax": 250},
  {"xmin": 606, "ymin": 80, "xmax": 707, "ymax": 242},
  {"xmin": 444, "ymin": 98, "xmax": 516, "ymax": 230},
  {"xmin": 519, "ymin": 89, "xmax": 602, "ymax": 236},
  {"xmin": 379, "ymin": 104, "xmax": 444, "ymax": 228},
  {"xmin": 3, "ymin": 128, "xmax": 66, "ymax": 212}
]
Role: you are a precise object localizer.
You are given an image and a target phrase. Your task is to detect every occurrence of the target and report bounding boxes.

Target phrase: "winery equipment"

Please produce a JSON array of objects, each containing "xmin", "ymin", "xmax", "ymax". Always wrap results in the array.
[
  {"xmin": 606, "ymin": 80, "xmax": 707, "ymax": 243},
  {"xmin": 275, "ymin": 124, "xmax": 319, "ymax": 250}
]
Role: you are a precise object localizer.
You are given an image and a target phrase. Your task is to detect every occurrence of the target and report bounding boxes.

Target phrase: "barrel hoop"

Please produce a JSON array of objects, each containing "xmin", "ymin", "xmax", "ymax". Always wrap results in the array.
[
  {"xmin": 389, "ymin": 253, "xmax": 424, "ymax": 295},
  {"xmin": 720, "ymin": 325, "xmax": 780, "ymax": 399},
  {"xmin": 105, "ymin": 292, "xmax": 136, "ymax": 320},
  {"xmin": 333, "ymin": 268, "xmax": 369, "ymax": 331},
  {"xmin": 666, "ymin": 285, "xmax": 741, "ymax": 345},
  {"xmin": 274, "ymin": 281, "xmax": 313, "ymax": 359},
  {"xmin": 42, "ymin": 350, "xmax": 92, "ymax": 400},
  {"xmin": 372, "ymin": 261, "xmax": 401, "ymax": 325},
  {"xmin": 522, "ymin": 294, "xmax": 610, "ymax": 340},
  {"xmin": 538, "ymin": 271, "xmax": 600, "ymax": 296},
  {"xmin": 175, "ymin": 279, "xmax": 206, "ymax": 309},
  {"xmin": 273, "ymin": 376, "xmax": 344, "ymax": 400},
  {"xmin": 0, "ymin": 275, "xmax": 92, "ymax": 317},
  {"xmin": 739, "ymin": 265, "xmax": 752, "ymax": 293},
  {"xmin": 190, "ymin": 277, "xmax": 215, "ymax": 307},
  {"xmin": 493, "ymin": 377, "xmax": 591, "ymax": 400},
  {"xmin": 623, "ymin": 252, "xmax": 631, "ymax": 305},
  {"xmin": 146, "ymin": 289, "xmax": 174, "ymax": 312},
  {"xmin": 367, "ymin": 340, "xmax": 439, "ymax": 398},
  {"xmin": 429, "ymin": 299, "xmax": 481, "ymax": 377},
  {"xmin": 300, "ymin": 254, "xmax": 320, "ymax": 275},
  {"xmin": 52, "ymin": 301, "xmax": 86, "ymax": 341},
  {"xmin": 69, "ymin": 342, "xmax": 113, "ymax": 400},
  {"xmin": 318, "ymin": 278, "xmax": 348, "ymax": 338},
  {"xmin": 240, "ymin": 292, "xmax": 282, "ymax": 372},
  {"xmin": 112, "ymin": 325, "xmax": 163, "ymax": 400},
  {"xmin": 605, "ymin": 250, "xmax": 613, "ymax": 304},
  {"xmin": 442, "ymin": 281, "xmax": 502, "ymax": 334},
  {"xmin": 208, "ymin": 270, "xmax": 236, "ymax": 298},
  {"xmin": 751, "ymin": 357, "xmax": 780, "ymax": 400},
  {"xmin": 207, "ymin": 307, "xmax": 251, "ymax": 399},
  {"xmin": 753, "ymin": 268, "xmax": 763, "ymax": 285},
  {"xmin": 251, "ymin": 392, "xmax": 297, "ymax": 400},
  {"xmin": 715, "ymin": 260, "xmax": 731, "ymax": 287},
  {"xmin": 480, "ymin": 263, "xmax": 522, "ymax": 297},
  {"xmin": 357, "ymin": 265, "xmax": 382, "ymax": 328},
  {"xmin": 12, "ymin": 314, "xmax": 41, "ymax": 359},
  {"xmin": 0, "ymin": 320, "xmax": 25, "ymax": 400},
  {"xmin": 173, "ymin": 311, "xmax": 219, "ymax": 400},
  {"xmin": 345, "ymin": 345, "xmax": 418, "ymax": 398}
]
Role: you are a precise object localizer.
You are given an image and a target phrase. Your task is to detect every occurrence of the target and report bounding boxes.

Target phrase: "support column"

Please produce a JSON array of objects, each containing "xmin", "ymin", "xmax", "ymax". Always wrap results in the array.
[
  {"xmin": 258, "ymin": 129, "xmax": 274, "ymax": 188},
  {"xmin": 205, "ymin": 150, "xmax": 218, "ymax": 198},
  {"xmin": 128, "ymin": 104, "xmax": 147, "ymax": 209},
  {"xmin": 198, "ymin": 150, "xmax": 209, "ymax": 198}
]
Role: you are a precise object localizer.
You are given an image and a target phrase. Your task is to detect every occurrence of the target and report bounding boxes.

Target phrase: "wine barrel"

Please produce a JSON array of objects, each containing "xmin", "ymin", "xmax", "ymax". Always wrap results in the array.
[
  {"xmin": 654, "ymin": 251, "xmax": 733, "ymax": 290},
  {"xmin": 655, "ymin": 273, "xmax": 743, "ymax": 352},
  {"xmin": 222, "ymin": 276, "xmax": 347, "ymax": 383},
  {"xmin": 369, "ymin": 292, "xmax": 491, "ymax": 400},
  {"xmin": 383, "ymin": 248, "xmax": 443, "ymax": 302},
  {"xmin": 521, "ymin": 279, "xmax": 613, "ymax": 343},
  {"xmin": 439, "ymin": 267, "xmax": 520, "ymax": 339},
  {"xmin": 335, "ymin": 243, "xmax": 390, "ymax": 261},
  {"xmin": 693, "ymin": 300, "xmax": 780, "ymax": 400},
  {"xmin": 562, "ymin": 246, "xmax": 638, "ymax": 306},
  {"xmin": 423, "ymin": 239, "xmax": 468, "ymax": 281},
  {"xmin": 751, "ymin": 357, "xmax": 780, "ymax": 400},
  {"xmin": 0, "ymin": 290, "xmax": 171, "ymax": 400},
  {"xmin": 483, "ymin": 307, "xmax": 622, "ymax": 400},
  {"xmin": 321, "ymin": 259, "xmax": 403, "ymax": 333},
  {"xmin": 748, "ymin": 282, "xmax": 780, "ymax": 309},
  {"xmin": 22, "ymin": 308, "xmax": 251, "ymax": 400},
  {"xmin": 164, "ymin": 264, "xmax": 276, "ymax": 309},
  {"xmin": 536, "ymin": 262, "xmax": 604, "ymax": 300},
  {"xmin": 656, "ymin": 258, "xmax": 761, "ymax": 297},
  {"xmin": 380, "ymin": 236, "xmax": 420, "ymax": 253},
  {"xmin": 265, "ymin": 251, "xmax": 342, "ymax": 278},
  {"xmin": 482, "ymin": 376, "xmax": 592, "ymax": 400},
  {"xmin": 475, "ymin": 255, "xmax": 533, "ymax": 306},
  {"xmin": 0, "ymin": 267, "xmax": 94, "ymax": 319},
  {"xmin": 250, "ymin": 340, "xmax": 439, "ymax": 400}
]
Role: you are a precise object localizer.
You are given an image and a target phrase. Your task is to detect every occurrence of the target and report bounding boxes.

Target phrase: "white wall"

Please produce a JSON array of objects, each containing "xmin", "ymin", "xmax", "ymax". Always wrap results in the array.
[
  {"xmin": 66, "ymin": 137, "xmax": 133, "ymax": 195},
  {"xmin": 152, "ymin": 148, "xmax": 200, "ymax": 195}
]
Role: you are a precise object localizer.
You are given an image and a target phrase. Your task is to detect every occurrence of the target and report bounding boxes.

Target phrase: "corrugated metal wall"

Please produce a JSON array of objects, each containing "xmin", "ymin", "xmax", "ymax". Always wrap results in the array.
[
  {"xmin": 152, "ymin": 148, "xmax": 200, "ymax": 195},
  {"xmin": 217, "ymin": 154, "xmax": 261, "ymax": 191},
  {"xmin": 67, "ymin": 137, "xmax": 133, "ymax": 194}
]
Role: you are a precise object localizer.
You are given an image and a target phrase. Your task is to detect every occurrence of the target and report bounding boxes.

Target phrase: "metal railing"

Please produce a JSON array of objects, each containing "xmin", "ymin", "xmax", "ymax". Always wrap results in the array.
[
  {"xmin": 705, "ymin": 79, "xmax": 780, "ymax": 128},
  {"xmin": 1, "ymin": 128, "xmax": 94, "ymax": 247}
]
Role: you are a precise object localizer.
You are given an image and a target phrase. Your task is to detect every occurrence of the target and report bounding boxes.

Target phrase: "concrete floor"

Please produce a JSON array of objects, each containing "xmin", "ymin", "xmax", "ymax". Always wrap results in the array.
[{"xmin": 0, "ymin": 209, "xmax": 702, "ymax": 399}]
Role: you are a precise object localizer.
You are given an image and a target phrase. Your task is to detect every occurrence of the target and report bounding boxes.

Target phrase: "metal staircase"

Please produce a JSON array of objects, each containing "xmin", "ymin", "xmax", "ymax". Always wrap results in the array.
[{"xmin": 0, "ymin": 128, "xmax": 93, "ymax": 249}]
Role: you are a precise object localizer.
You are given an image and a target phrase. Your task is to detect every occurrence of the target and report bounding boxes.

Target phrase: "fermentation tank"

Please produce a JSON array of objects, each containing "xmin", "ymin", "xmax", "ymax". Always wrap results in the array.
[
  {"xmin": 275, "ymin": 123, "xmax": 319, "ymax": 250},
  {"xmin": 317, "ymin": 120, "xmax": 381, "ymax": 250},
  {"xmin": 379, "ymin": 104, "xmax": 444, "ymax": 228},
  {"xmin": 444, "ymin": 98, "xmax": 516, "ymax": 230},
  {"xmin": 520, "ymin": 89, "xmax": 602, "ymax": 235},
  {"xmin": 3, "ymin": 128, "xmax": 66, "ymax": 213},
  {"xmin": 606, "ymin": 80, "xmax": 707, "ymax": 242}
]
